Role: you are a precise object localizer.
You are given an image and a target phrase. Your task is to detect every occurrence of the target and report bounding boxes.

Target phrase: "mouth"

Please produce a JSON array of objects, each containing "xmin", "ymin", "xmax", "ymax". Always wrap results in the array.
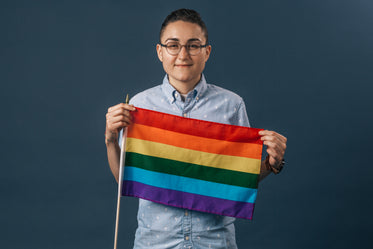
[{"xmin": 175, "ymin": 64, "xmax": 193, "ymax": 67}]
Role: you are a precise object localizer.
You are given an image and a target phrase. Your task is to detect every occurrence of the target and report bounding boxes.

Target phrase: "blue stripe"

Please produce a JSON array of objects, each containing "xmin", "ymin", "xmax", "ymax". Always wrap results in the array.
[{"xmin": 124, "ymin": 166, "xmax": 257, "ymax": 203}]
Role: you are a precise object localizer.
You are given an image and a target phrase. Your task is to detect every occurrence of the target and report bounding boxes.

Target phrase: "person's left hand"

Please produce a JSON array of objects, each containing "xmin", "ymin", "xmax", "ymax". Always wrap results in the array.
[{"xmin": 258, "ymin": 130, "xmax": 287, "ymax": 167}]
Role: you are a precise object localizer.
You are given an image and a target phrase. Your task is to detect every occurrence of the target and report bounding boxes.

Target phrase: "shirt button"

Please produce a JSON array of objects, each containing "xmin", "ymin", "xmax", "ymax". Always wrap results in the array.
[
  {"xmin": 185, "ymin": 210, "xmax": 188, "ymax": 216},
  {"xmin": 183, "ymin": 113, "xmax": 187, "ymax": 117},
  {"xmin": 185, "ymin": 236, "xmax": 189, "ymax": 241},
  {"xmin": 175, "ymin": 93, "xmax": 179, "ymax": 97}
]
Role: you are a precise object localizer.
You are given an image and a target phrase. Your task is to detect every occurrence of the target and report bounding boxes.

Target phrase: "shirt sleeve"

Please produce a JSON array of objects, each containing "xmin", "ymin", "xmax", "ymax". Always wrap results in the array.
[{"xmin": 235, "ymin": 99, "xmax": 251, "ymax": 127}]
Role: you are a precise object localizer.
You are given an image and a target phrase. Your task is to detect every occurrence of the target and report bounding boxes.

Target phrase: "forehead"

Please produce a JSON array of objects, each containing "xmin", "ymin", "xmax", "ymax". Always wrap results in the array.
[{"xmin": 161, "ymin": 21, "xmax": 206, "ymax": 43}]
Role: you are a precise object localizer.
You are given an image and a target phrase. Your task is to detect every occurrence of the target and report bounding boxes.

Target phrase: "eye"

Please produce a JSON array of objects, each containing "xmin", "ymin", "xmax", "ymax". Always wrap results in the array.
[
  {"xmin": 167, "ymin": 42, "xmax": 179, "ymax": 49},
  {"xmin": 187, "ymin": 43, "xmax": 201, "ymax": 49}
]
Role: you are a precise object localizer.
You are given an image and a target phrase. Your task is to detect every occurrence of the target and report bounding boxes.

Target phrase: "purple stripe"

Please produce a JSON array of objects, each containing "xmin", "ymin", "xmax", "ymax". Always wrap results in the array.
[{"xmin": 122, "ymin": 180, "xmax": 255, "ymax": 220}]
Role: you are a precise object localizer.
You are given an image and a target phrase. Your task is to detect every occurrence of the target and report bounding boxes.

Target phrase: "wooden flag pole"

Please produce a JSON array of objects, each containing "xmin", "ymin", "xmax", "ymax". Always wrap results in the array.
[{"xmin": 113, "ymin": 94, "xmax": 129, "ymax": 249}]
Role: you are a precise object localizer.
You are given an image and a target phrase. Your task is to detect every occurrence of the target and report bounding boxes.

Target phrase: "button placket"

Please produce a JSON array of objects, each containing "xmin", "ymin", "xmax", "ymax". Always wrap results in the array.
[
  {"xmin": 182, "ymin": 209, "xmax": 192, "ymax": 247},
  {"xmin": 182, "ymin": 94, "xmax": 198, "ymax": 118}
]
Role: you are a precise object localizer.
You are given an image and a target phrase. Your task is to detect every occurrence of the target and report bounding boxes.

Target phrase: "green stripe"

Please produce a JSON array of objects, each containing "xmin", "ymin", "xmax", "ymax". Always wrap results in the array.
[{"xmin": 125, "ymin": 152, "xmax": 259, "ymax": 189}]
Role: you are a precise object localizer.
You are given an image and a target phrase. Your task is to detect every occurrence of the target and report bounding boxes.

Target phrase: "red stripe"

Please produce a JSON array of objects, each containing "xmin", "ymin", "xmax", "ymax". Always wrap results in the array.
[{"xmin": 131, "ymin": 107, "xmax": 263, "ymax": 144}]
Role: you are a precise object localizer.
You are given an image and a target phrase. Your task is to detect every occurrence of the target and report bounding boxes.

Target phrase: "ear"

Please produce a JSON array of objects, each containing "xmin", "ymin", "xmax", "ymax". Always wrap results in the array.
[
  {"xmin": 156, "ymin": 44, "xmax": 163, "ymax": 62},
  {"xmin": 204, "ymin": 45, "xmax": 212, "ymax": 62}
]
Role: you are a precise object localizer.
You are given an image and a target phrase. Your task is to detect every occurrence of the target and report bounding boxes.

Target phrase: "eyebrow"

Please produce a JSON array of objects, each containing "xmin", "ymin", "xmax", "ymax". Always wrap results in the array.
[{"xmin": 164, "ymin": 38, "xmax": 202, "ymax": 43}]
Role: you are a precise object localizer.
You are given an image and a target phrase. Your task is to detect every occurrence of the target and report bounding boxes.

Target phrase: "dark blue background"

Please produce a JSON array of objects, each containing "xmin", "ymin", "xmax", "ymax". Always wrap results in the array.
[{"xmin": 1, "ymin": 0, "xmax": 372, "ymax": 248}]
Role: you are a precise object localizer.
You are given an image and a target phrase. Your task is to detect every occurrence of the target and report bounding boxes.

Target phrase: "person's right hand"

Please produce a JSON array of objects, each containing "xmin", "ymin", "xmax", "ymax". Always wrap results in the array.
[{"xmin": 105, "ymin": 103, "xmax": 136, "ymax": 144}]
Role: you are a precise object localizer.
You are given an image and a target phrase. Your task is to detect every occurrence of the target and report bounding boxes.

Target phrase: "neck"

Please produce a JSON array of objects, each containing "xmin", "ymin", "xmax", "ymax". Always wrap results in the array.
[{"xmin": 168, "ymin": 75, "xmax": 201, "ymax": 94}]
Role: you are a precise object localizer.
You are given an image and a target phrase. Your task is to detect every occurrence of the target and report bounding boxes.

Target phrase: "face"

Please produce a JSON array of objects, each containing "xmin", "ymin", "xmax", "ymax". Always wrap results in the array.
[{"xmin": 156, "ymin": 21, "xmax": 211, "ymax": 93}]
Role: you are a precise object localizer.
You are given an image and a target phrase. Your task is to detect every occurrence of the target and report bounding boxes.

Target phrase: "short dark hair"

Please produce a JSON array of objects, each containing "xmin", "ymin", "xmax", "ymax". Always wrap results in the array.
[{"xmin": 160, "ymin": 9, "xmax": 208, "ymax": 43}]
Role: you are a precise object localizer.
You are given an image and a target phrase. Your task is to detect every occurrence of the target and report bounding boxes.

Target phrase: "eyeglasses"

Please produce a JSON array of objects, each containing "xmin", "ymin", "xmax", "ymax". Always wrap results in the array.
[{"xmin": 160, "ymin": 41, "xmax": 208, "ymax": 56}]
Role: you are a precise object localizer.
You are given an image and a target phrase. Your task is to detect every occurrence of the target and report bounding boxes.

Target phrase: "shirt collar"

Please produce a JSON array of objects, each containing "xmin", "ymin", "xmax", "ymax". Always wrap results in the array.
[{"xmin": 161, "ymin": 74, "xmax": 208, "ymax": 104}]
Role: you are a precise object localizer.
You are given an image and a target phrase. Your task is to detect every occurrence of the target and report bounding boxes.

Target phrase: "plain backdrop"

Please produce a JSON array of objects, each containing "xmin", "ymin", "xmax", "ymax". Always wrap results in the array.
[{"xmin": 1, "ymin": 0, "xmax": 372, "ymax": 248}]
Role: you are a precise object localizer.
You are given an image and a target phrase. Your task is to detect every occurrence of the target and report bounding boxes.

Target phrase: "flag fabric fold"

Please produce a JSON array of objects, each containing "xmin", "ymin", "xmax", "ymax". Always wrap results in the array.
[{"xmin": 122, "ymin": 107, "xmax": 263, "ymax": 219}]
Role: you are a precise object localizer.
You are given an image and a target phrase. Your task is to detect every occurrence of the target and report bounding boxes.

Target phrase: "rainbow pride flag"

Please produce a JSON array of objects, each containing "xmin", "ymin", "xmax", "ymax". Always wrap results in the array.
[{"xmin": 122, "ymin": 108, "xmax": 263, "ymax": 219}]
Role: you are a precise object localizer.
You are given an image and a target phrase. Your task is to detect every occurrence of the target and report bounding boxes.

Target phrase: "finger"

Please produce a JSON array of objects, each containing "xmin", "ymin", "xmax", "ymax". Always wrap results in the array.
[
  {"xmin": 268, "ymin": 155, "xmax": 281, "ymax": 168},
  {"xmin": 107, "ymin": 122, "xmax": 126, "ymax": 132},
  {"xmin": 276, "ymin": 133, "xmax": 287, "ymax": 143},
  {"xmin": 263, "ymin": 139, "xmax": 286, "ymax": 154},
  {"xmin": 263, "ymin": 140, "xmax": 281, "ymax": 152},
  {"xmin": 106, "ymin": 108, "xmax": 134, "ymax": 126},
  {"xmin": 108, "ymin": 103, "xmax": 136, "ymax": 113},
  {"xmin": 261, "ymin": 134, "xmax": 280, "ymax": 143},
  {"xmin": 263, "ymin": 140, "xmax": 286, "ymax": 160},
  {"xmin": 107, "ymin": 108, "xmax": 132, "ymax": 120},
  {"xmin": 259, "ymin": 130, "xmax": 287, "ymax": 143},
  {"xmin": 261, "ymin": 135, "xmax": 285, "ymax": 148},
  {"xmin": 266, "ymin": 148, "xmax": 284, "ymax": 163},
  {"xmin": 258, "ymin": 130, "xmax": 270, "ymax": 136},
  {"xmin": 266, "ymin": 146, "xmax": 285, "ymax": 157},
  {"xmin": 107, "ymin": 119, "xmax": 131, "ymax": 132},
  {"xmin": 107, "ymin": 115, "xmax": 132, "ymax": 129},
  {"xmin": 108, "ymin": 114, "xmax": 132, "ymax": 125}
]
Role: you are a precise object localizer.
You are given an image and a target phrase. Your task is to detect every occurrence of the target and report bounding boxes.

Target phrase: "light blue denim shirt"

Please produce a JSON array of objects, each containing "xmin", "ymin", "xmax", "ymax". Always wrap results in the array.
[{"xmin": 127, "ymin": 74, "xmax": 250, "ymax": 249}]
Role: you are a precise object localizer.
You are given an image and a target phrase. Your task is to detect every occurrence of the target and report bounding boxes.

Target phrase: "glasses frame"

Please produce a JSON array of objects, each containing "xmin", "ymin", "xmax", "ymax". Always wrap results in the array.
[{"xmin": 160, "ymin": 42, "xmax": 208, "ymax": 56}]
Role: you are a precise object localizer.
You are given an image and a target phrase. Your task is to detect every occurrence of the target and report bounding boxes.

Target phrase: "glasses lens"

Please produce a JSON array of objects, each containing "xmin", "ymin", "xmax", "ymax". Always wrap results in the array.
[
  {"xmin": 187, "ymin": 42, "xmax": 201, "ymax": 55},
  {"xmin": 166, "ymin": 42, "xmax": 180, "ymax": 55}
]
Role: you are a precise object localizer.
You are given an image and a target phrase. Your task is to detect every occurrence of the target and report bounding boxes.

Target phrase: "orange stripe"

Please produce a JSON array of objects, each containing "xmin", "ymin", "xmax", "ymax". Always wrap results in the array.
[{"xmin": 127, "ymin": 124, "xmax": 262, "ymax": 159}]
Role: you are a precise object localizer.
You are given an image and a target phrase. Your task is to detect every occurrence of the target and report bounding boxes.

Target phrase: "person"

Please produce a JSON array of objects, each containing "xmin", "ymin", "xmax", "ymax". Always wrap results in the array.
[{"xmin": 105, "ymin": 8, "xmax": 287, "ymax": 249}]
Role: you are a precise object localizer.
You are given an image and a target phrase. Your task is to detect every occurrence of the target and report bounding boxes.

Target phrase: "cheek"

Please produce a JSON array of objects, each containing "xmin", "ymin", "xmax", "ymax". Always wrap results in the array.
[
  {"xmin": 195, "ymin": 59, "xmax": 206, "ymax": 70},
  {"xmin": 161, "ymin": 58, "xmax": 175, "ymax": 73},
  {"xmin": 162, "ymin": 56, "xmax": 175, "ymax": 66}
]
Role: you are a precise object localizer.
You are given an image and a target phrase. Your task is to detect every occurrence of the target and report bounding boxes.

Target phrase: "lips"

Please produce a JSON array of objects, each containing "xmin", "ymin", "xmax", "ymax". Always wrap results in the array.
[{"xmin": 175, "ymin": 64, "xmax": 193, "ymax": 67}]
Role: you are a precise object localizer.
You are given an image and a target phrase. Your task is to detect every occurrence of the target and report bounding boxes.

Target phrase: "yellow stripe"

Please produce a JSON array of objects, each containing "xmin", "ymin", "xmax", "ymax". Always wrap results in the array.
[{"xmin": 127, "ymin": 138, "xmax": 261, "ymax": 174}]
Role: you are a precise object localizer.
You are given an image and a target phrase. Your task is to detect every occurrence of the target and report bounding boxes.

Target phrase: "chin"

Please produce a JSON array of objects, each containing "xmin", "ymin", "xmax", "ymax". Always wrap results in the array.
[
  {"xmin": 176, "ymin": 72, "xmax": 200, "ymax": 80},
  {"xmin": 178, "ymin": 76, "xmax": 198, "ymax": 84},
  {"xmin": 172, "ymin": 73, "xmax": 191, "ymax": 81}
]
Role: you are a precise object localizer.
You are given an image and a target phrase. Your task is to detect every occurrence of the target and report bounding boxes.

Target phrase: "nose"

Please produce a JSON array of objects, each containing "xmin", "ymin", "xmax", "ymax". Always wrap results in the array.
[{"xmin": 177, "ymin": 45, "xmax": 190, "ymax": 59}]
